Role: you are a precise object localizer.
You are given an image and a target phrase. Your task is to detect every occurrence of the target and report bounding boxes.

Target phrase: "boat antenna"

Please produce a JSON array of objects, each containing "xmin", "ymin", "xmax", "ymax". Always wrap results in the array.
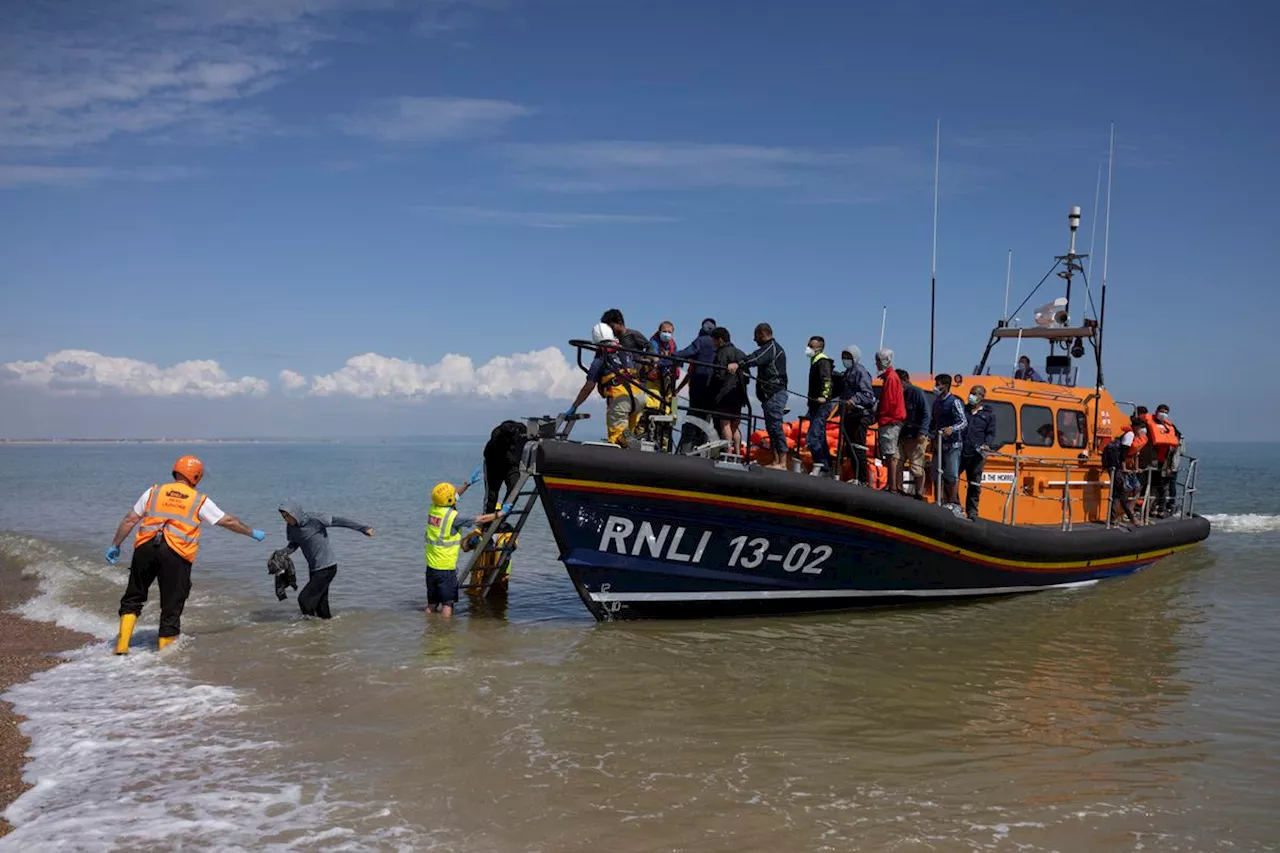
[
  {"xmin": 879, "ymin": 305, "xmax": 888, "ymax": 351},
  {"xmin": 1001, "ymin": 249, "xmax": 1013, "ymax": 324},
  {"xmin": 1092, "ymin": 122, "xmax": 1115, "ymax": 449},
  {"xmin": 1085, "ymin": 162, "xmax": 1102, "ymax": 298},
  {"xmin": 928, "ymin": 118, "xmax": 940, "ymax": 373},
  {"xmin": 1098, "ymin": 122, "xmax": 1115, "ymax": 386}
]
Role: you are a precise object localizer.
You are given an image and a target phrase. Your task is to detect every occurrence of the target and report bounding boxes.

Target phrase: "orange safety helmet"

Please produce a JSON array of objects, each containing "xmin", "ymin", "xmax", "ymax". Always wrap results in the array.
[{"xmin": 173, "ymin": 455, "xmax": 205, "ymax": 486}]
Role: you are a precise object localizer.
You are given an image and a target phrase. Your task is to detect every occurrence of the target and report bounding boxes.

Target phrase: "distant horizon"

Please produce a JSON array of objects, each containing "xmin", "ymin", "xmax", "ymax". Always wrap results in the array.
[{"xmin": 1, "ymin": 435, "xmax": 1272, "ymax": 446}]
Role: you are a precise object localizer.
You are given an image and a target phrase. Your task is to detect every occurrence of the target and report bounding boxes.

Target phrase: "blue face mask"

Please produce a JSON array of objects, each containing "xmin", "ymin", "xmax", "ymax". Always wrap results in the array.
[{"xmin": 659, "ymin": 331, "xmax": 673, "ymax": 343}]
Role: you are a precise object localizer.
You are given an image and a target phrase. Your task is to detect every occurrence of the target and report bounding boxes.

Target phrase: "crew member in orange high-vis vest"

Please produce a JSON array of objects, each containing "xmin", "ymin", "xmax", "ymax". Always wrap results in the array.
[{"xmin": 104, "ymin": 455, "xmax": 266, "ymax": 654}]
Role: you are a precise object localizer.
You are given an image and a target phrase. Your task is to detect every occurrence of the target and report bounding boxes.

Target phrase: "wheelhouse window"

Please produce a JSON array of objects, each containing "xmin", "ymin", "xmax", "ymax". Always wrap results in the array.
[
  {"xmin": 985, "ymin": 400, "xmax": 1016, "ymax": 449},
  {"xmin": 1021, "ymin": 405, "xmax": 1055, "ymax": 447},
  {"xmin": 1057, "ymin": 409, "xmax": 1087, "ymax": 449}
]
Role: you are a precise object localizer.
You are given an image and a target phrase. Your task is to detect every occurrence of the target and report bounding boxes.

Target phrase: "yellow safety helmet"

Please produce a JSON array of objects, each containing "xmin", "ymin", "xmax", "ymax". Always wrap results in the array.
[{"xmin": 431, "ymin": 482, "xmax": 457, "ymax": 507}]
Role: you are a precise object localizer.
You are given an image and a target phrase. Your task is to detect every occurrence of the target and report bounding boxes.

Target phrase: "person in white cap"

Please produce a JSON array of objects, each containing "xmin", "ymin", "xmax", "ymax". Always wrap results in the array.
[{"xmin": 565, "ymin": 318, "xmax": 647, "ymax": 446}]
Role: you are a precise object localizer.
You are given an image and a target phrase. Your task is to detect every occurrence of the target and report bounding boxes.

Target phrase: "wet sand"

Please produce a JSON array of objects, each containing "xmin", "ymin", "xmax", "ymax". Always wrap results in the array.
[{"xmin": 0, "ymin": 564, "xmax": 94, "ymax": 838}]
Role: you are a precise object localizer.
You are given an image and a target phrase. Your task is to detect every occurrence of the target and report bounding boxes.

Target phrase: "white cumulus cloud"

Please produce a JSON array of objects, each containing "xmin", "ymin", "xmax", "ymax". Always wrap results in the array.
[
  {"xmin": 1, "ymin": 350, "xmax": 269, "ymax": 398},
  {"xmin": 279, "ymin": 369, "xmax": 308, "ymax": 393},
  {"xmin": 306, "ymin": 347, "xmax": 581, "ymax": 400}
]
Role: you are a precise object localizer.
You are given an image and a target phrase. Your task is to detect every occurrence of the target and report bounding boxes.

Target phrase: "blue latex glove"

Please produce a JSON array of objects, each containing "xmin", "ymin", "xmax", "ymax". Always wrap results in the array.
[
  {"xmin": 251, "ymin": 529, "xmax": 266, "ymax": 542},
  {"xmin": 563, "ymin": 405, "xmax": 577, "ymax": 417},
  {"xmin": 467, "ymin": 464, "xmax": 484, "ymax": 486},
  {"xmin": 105, "ymin": 545, "xmax": 121, "ymax": 564}
]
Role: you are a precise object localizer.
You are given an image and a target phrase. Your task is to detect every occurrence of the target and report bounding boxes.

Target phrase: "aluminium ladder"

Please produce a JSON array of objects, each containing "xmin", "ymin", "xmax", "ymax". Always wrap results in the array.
[{"xmin": 456, "ymin": 413, "xmax": 586, "ymax": 599}]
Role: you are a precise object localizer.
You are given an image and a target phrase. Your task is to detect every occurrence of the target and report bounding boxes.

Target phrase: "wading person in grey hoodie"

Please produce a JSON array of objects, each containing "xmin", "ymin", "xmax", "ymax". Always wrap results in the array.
[{"xmin": 278, "ymin": 501, "xmax": 374, "ymax": 619}]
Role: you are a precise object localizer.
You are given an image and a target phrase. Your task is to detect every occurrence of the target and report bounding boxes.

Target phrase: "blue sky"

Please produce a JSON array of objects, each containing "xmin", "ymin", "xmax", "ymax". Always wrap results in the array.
[{"xmin": 2, "ymin": 0, "xmax": 1276, "ymax": 439}]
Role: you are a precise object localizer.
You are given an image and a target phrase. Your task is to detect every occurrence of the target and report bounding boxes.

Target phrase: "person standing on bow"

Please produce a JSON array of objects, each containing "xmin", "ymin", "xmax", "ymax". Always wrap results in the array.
[
  {"xmin": 105, "ymin": 455, "xmax": 265, "ymax": 654},
  {"xmin": 277, "ymin": 501, "xmax": 374, "ymax": 619},
  {"xmin": 897, "ymin": 368, "xmax": 931, "ymax": 498},
  {"xmin": 874, "ymin": 349, "xmax": 907, "ymax": 493},
  {"xmin": 674, "ymin": 318, "xmax": 719, "ymax": 452},
  {"xmin": 930, "ymin": 375, "xmax": 968, "ymax": 507},
  {"xmin": 709, "ymin": 326, "xmax": 749, "ymax": 450},
  {"xmin": 566, "ymin": 321, "xmax": 647, "ymax": 447},
  {"xmin": 647, "ymin": 320, "xmax": 680, "ymax": 451},
  {"xmin": 727, "ymin": 323, "xmax": 789, "ymax": 468},
  {"xmin": 960, "ymin": 385, "xmax": 998, "ymax": 521},
  {"xmin": 838, "ymin": 345, "xmax": 876, "ymax": 484},
  {"xmin": 804, "ymin": 336, "xmax": 836, "ymax": 476}
]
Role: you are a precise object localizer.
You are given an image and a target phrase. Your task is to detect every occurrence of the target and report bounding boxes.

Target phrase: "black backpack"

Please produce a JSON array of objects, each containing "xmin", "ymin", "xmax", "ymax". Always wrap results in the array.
[{"xmin": 1101, "ymin": 437, "xmax": 1126, "ymax": 471}]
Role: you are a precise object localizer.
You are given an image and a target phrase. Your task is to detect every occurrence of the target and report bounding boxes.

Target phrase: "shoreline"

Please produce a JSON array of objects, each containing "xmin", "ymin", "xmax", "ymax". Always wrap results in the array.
[{"xmin": 0, "ymin": 563, "xmax": 95, "ymax": 838}]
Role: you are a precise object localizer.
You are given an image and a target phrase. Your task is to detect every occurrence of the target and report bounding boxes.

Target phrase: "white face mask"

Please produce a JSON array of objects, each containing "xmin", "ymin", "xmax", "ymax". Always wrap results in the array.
[
  {"xmin": 842, "ymin": 357, "xmax": 854, "ymax": 368},
  {"xmin": 1156, "ymin": 412, "xmax": 1168, "ymax": 422},
  {"xmin": 967, "ymin": 394, "xmax": 979, "ymax": 405},
  {"xmin": 804, "ymin": 347, "xmax": 816, "ymax": 358}
]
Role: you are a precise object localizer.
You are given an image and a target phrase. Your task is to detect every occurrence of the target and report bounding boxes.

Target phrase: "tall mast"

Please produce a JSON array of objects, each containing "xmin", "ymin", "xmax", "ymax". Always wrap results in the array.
[
  {"xmin": 1098, "ymin": 122, "xmax": 1115, "ymax": 387},
  {"xmin": 928, "ymin": 118, "xmax": 940, "ymax": 373},
  {"xmin": 1001, "ymin": 249, "xmax": 1013, "ymax": 323}
]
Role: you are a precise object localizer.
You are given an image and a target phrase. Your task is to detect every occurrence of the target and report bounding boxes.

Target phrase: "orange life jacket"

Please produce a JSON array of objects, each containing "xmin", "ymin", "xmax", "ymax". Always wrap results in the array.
[
  {"xmin": 1126, "ymin": 432, "xmax": 1148, "ymax": 465},
  {"xmin": 135, "ymin": 481, "xmax": 207, "ymax": 562},
  {"xmin": 1148, "ymin": 416, "xmax": 1177, "ymax": 448}
]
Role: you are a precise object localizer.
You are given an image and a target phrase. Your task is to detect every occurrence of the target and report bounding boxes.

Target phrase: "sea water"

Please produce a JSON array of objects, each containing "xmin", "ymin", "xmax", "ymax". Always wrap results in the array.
[{"xmin": 1, "ymin": 440, "xmax": 1278, "ymax": 852}]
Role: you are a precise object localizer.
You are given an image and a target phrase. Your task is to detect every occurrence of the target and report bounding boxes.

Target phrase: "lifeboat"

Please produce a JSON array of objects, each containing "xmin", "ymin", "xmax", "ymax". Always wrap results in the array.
[{"xmin": 498, "ymin": 207, "xmax": 1211, "ymax": 621}]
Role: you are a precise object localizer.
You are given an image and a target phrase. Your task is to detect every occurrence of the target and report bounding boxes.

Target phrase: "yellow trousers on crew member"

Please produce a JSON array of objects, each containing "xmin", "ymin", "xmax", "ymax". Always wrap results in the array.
[{"xmin": 606, "ymin": 388, "xmax": 647, "ymax": 446}]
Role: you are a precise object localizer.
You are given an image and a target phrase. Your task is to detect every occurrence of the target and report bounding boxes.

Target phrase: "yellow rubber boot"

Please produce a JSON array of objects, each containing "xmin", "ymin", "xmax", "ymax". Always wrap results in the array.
[
  {"xmin": 158, "ymin": 634, "xmax": 177, "ymax": 650},
  {"xmin": 114, "ymin": 614, "xmax": 137, "ymax": 655}
]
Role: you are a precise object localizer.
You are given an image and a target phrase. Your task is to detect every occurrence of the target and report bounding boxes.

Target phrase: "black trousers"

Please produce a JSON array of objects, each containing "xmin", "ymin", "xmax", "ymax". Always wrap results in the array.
[
  {"xmin": 961, "ymin": 450, "xmax": 986, "ymax": 518},
  {"xmin": 118, "ymin": 537, "xmax": 193, "ymax": 638},
  {"xmin": 298, "ymin": 564, "xmax": 338, "ymax": 619},
  {"xmin": 484, "ymin": 459, "xmax": 521, "ymax": 515},
  {"xmin": 840, "ymin": 407, "xmax": 871, "ymax": 484}
]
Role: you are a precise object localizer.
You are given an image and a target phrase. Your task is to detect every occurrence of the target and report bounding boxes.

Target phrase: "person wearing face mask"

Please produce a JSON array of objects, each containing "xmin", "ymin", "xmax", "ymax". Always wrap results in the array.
[
  {"xmin": 728, "ymin": 323, "xmax": 789, "ymax": 468},
  {"xmin": 837, "ymin": 345, "xmax": 876, "ymax": 484},
  {"xmin": 929, "ymin": 375, "xmax": 968, "ymax": 507},
  {"xmin": 959, "ymin": 385, "xmax": 998, "ymax": 521},
  {"xmin": 874, "ymin": 349, "xmax": 907, "ymax": 493},
  {"xmin": 1125, "ymin": 415, "xmax": 1151, "ymax": 516},
  {"xmin": 804, "ymin": 336, "xmax": 837, "ymax": 475},
  {"xmin": 1014, "ymin": 355, "xmax": 1044, "ymax": 383},
  {"xmin": 646, "ymin": 320, "xmax": 680, "ymax": 451},
  {"xmin": 675, "ymin": 318, "xmax": 719, "ymax": 453},
  {"xmin": 1146, "ymin": 403, "xmax": 1183, "ymax": 517}
]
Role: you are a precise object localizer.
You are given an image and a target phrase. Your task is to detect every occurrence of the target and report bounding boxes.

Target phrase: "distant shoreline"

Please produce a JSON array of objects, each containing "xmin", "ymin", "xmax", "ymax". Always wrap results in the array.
[{"xmin": 0, "ymin": 439, "xmax": 340, "ymax": 445}]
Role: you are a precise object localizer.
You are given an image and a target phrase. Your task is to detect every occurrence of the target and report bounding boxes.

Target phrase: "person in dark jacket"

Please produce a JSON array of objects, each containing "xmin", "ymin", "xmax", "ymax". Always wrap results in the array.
[
  {"xmin": 1014, "ymin": 355, "xmax": 1044, "ymax": 383},
  {"xmin": 960, "ymin": 385, "xmax": 998, "ymax": 520},
  {"xmin": 278, "ymin": 500, "xmax": 374, "ymax": 619},
  {"xmin": 709, "ymin": 327, "xmax": 748, "ymax": 449},
  {"xmin": 482, "ymin": 420, "xmax": 528, "ymax": 514},
  {"xmin": 930, "ymin": 375, "xmax": 968, "ymax": 506},
  {"xmin": 646, "ymin": 321, "xmax": 680, "ymax": 451},
  {"xmin": 897, "ymin": 368, "xmax": 931, "ymax": 499},
  {"xmin": 728, "ymin": 323, "xmax": 788, "ymax": 467},
  {"xmin": 805, "ymin": 336, "xmax": 836, "ymax": 475},
  {"xmin": 838, "ymin": 344, "xmax": 875, "ymax": 483},
  {"xmin": 675, "ymin": 318, "xmax": 718, "ymax": 452}
]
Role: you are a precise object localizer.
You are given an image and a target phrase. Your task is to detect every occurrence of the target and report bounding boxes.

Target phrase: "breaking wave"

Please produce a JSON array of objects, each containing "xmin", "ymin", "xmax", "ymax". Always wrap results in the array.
[
  {"xmin": 0, "ymin": 534, "xmax": 428, "ymax": 852},
  {"xmin": 1203, "ymin": 514, "xmax": 1280, "ymax": 533}
]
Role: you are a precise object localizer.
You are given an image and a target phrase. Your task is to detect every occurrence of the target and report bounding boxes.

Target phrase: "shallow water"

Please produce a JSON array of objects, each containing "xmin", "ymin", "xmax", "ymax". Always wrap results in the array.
[{"xmin": 1, "ymin": 440, "xmax": 1277, "ymax": 851}]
